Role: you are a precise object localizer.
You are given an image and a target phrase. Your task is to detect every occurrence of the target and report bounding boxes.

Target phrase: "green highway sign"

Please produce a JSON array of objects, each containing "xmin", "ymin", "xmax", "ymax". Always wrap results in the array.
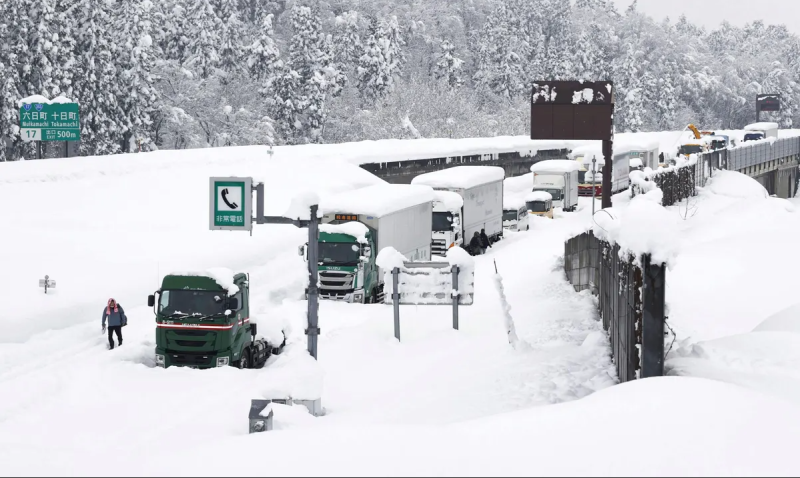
[
  {"xmin": 19, "ymin": 101, "xmax": 80, "ymax": 142},
  {"xmin": 209, "ymin": 177, "xmax": 253, "ymax": 231}
]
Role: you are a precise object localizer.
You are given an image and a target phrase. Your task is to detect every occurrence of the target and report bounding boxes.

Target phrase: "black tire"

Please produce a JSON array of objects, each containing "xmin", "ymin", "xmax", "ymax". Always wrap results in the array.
[
  {"xmin": 272, "ymin": 334, "xmax": 287, "ymax": 356},
  {"xmin": 235, "ymin": 348, "xmax": 250, "ymax": 369}
]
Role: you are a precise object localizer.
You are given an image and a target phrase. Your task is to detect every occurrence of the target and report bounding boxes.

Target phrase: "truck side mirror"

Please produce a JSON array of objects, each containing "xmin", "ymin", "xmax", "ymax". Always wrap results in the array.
[
  {"xmin": 363, "ymin": 245, "xmax": 371, "ymax": 258},
  {"xmin": 227, "ymin": 297, "xmax": 239, "ymax": 310},
  {"xmin": 147, "ymin": 295, "xmax": 155, "ymax": 307}
]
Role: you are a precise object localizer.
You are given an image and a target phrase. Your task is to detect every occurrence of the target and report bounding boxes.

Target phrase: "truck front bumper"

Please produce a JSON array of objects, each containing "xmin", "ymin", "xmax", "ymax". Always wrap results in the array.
[
  {"xmin": 155, "ymin": 348, "xmax": 231, "ymax": 369},
  {"xmin": 319, "ymin": 289, "xmax": 364, "ymax": 303}
]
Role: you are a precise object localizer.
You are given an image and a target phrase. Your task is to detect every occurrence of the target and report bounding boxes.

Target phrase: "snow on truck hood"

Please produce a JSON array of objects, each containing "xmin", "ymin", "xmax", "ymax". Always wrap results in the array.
[
  {"xmin": 411, "ymin": 165, "xmax": 505, "ymax": 189},
  {"xmin": 320, "ymin": 184, "xmax": 435, "ymax": 217}
]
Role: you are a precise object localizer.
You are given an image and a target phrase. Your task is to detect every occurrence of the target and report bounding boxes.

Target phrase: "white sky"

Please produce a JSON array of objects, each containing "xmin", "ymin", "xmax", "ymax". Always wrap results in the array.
[{"xmin": 610, "ymin": 0, "xmax": 800, "ymax": 35}]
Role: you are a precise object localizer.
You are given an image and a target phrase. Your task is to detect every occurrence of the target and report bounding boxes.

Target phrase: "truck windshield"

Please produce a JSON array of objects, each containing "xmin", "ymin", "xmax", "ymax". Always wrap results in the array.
[
  {"xmin": 526, "ymin": 201, "xmax": 548, "ymax": 213},
  {"xmin": 535, "ymin": 188, "xmax": 562, "ymax": 201},
  {"xmin": 578, "ymin": 170, "xmax": 586, "ymax": 183},
  {"xmin": 318, "ymin": 242, "xmax": 360, "ymax": 266},
  {"xmin": 503, "ymin": 210, "xmax": 518, "ymax": 221},
  {"xmin": 743, "ymin": 133, "xmax": 764, "ymax": 142},
  {"xmin": 432, "ymin": 212, "xmax": 454, "ymax": 232},
  {"xmin": 159, "ymin": 290, "xmax": 227, "ymax": 317}
]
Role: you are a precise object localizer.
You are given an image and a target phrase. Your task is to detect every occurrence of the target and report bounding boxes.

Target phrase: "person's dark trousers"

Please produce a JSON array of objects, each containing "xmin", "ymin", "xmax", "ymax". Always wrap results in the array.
[{"xmin": 108, "ymin": 326, "xmax": 123, "ymax": 349}]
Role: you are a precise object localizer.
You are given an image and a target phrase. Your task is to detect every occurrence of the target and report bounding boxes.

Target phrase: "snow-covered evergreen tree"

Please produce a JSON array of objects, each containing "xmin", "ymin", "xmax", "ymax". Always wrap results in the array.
[
  {"xmin": 247, "ymin": 14, "xmax": 281, "ymax": 83},
  {"xmin": 73, "ymin": 0, "xmax": 122, "ymax": 155},
  {"xmin": 184, "ymin": 0, "xmax": 222, "ymax": 79},
  {"xmin": 434, "ymin": 40, "xmax": 464, "ymax": 89},
  {"xmin": 112, "ymin": 0, "xmax": 159, "ymax": 152},
  {"xmin": 472, "ymin": 3, "xmax": 524, "ymax": 100},
  {"xmin": 357, "ymin": 16, "xmax": 393, "ymax": 105}
]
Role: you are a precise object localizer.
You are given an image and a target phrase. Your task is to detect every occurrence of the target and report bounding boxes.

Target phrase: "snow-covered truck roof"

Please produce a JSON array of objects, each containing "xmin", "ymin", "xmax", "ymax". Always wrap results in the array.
[
  {"xmin": 432, "ymin": 190, "xmax": 464, "ymax": 210},
  {"xmin": 530, "ymin": 159, "xmax": 582, "ymax": 173},
  {"xmin": 744, "ymin": 122, "xmax": 779, "ymax": 132},
  {"xmin": 411, "ymin": 165, "xmax": 505, "ymax": 189},
  {"xmin": 319, "ymin": 221, "xmax": 370, "ymax": 243},
  {"xmin": 525, "ymin": 191, "xmax": 553, "ymax": 202},
  {"xmin": 503, "ymin": 194, "xmax": 527, "ymax": 210},
  {"xmin": 320, "ymin": 184, "xmax": 435, "ymax": 217},
  {"xmin": 166, "ymin": 267, "xmax": 241, "ymax": 294},
  {"xmin": 568, "ymin": 139, "xmax": 659, "ymax": 161}
]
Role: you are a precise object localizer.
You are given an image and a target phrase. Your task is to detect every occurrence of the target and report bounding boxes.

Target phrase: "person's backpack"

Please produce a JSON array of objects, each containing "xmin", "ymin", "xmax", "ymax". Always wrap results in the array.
[{"xmin": 119, "ymin": 305, "xmax": 128, "ymax": 327}]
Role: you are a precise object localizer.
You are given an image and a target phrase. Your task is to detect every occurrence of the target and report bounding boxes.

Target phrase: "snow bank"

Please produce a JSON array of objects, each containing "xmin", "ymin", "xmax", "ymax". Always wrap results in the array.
[
  {"xmin": 411, "ymin": 165, "xmax": 505, "ymax": 189},
  {"xmin": 375, "ymin": 246, "xmax": 408, "ymax": 271},
  {"xmin": 704, "ymin": 170, "xmax": 768, "ymax": 199},
  {"xmin": 629, "ymin": 157, "xmax": 643, "ymax": 168},
  {"xmin": 531, "ymin": 159, "xmax": 581, "ymax": 173},
  {"xmin": 432, "ymin": 190, "xmax": 464, "ymax": 211},
  {"xmin": 525, "ymin": 191, "xmax": 553, "ymax": 202},
  {"xmin": 283, "ymin": 190, "xmax": 322, "ymax": 220},
  {"xmin": 446, "ymin": 247, "xmax": 475, "ymax": 300},
  {"xmin": 629, "ymin": 170, "xmax": 656, "ymax": 194},
  {"xmin": 319, "ymin": 221, "xmax": 369, "ymax": 243},
  {"xmin": 260, "ymin": 347, "xmax": 324, "ymax": 400},
  {"xmin": 751, "ymin": 302, "xmax": 800, "ymax": 334},
  {"xmin": 168, "ymin": 267, "xmax": 240, "ymax": 295},
  {"xmin": 321, "ymin": 184, "xmax": 435, "ymax": 217},
  {"xmin": 592, "ymin": 188, "xmax": 680, "ymax": 265}
]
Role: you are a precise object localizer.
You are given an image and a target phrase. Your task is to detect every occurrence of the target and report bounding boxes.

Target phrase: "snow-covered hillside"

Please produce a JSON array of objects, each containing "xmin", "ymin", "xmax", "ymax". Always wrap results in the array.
[{"xmin": 2, "ymin": 141, "xmax": 800, "ymax": 475}]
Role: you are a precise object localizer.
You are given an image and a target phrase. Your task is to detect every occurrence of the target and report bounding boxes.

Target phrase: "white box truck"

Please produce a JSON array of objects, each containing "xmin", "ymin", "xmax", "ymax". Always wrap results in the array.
[
  {"xmin": 411, "ymin": 165, "xmax": 505, "ymax": 256},
  {"xmin": 313, "ymin": 184, "xmax": 435, "ymax": 303},
  {"xmin": 530, "ymin": 160, "xmax": 580, "ymax": 212}
]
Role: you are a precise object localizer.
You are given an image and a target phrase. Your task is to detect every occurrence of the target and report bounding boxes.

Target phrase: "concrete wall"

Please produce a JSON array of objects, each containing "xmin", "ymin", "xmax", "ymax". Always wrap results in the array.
[
  {"xmin": 360, "ymin": 149, "xmax": 569, "ymax": 184},
  {"xmin": 752, "ymin": 162, "xmax": 798, "ymax": 199}
]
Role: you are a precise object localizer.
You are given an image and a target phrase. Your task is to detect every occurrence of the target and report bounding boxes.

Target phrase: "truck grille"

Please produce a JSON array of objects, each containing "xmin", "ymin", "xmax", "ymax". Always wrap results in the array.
[
  {"xmin": 432, "ymin": 239, "xmax": 448, "ymax": 256},
  {"xmin": 319, "ymin": 270, "xmax": 354, "ymax": 291}
]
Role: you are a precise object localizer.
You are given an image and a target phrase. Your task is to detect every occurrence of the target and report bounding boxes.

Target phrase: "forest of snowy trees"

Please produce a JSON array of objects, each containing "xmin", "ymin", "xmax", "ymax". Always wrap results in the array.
[{"xmin": 1, "ymin": 0, "xmax": 799, "ymax": 160}]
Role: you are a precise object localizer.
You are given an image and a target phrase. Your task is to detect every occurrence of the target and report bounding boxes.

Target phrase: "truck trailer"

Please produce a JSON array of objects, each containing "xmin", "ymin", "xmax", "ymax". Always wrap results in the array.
[
  {"xmin": 411, "ymin": 165, "xmax": 505, "ymax": 256},
  {"xmin": 530, "ymin": 160, "xmax": 580, "ymax": 212},
  {"xmin": 148, "ymin": 269, "xmax": 286, "ymax": 369},
  {"xmin": 309, "ymin": 184, "xmax": 435, "ymax": 303}
]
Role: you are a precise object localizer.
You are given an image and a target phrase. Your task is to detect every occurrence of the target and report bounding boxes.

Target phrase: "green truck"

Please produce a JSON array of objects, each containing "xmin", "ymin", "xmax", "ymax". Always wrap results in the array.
[
  {"xmin": 147, "ymin": 270, "xmax": 285, "ymax": 369},
  {"xmin": 299, "ymin": 184, "xmax": 435, "ymax": 304}
]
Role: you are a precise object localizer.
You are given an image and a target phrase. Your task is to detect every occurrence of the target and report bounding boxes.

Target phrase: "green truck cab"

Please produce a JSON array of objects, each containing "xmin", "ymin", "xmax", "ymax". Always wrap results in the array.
[
  {"xmin": 147, "ymin": 271, "xmax": 285, "ymax": 369},
  {"xmin": 300, "ymin": 221, "xmax": 378, "ymax": 304}
]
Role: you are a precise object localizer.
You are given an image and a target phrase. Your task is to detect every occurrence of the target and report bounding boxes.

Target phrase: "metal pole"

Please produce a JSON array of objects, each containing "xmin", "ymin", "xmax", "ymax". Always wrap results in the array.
[
  {"xmin": 641, "ymin": 254, "xmax": 666, "ymax": 378},
  {"xmin": 601, "ymin": 139, "xmax": 613, "ymax": 209},
  {"xmin": 392, "ymin": 267, "xmax": 400, "ymax": 341},
  {"xmin": 64, "ymin": 141, "xmax": 68, "ymax": 158},
  {"xmin": 306, "ymin": 205, "xmax": 320, "ymax": 360},
  {"xmin": 592, "ymin": 156, "xmax": 597, "ymax": 217},
  {"xmin": 451, "ymin": 265, "xmax": 459, "ymax": 330}
]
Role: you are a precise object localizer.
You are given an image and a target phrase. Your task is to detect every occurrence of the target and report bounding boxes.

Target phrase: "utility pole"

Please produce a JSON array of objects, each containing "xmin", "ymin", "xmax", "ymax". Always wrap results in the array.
[{"xmin": 591, "ymin": 156, "xmax": 597, "ymax": 216}]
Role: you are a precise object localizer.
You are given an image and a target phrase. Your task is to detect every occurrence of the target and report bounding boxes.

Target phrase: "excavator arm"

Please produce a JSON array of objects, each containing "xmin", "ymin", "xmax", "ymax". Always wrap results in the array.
[{"xmin": 687, "ymin": 124, "xmax": 702, "ymax": 140}]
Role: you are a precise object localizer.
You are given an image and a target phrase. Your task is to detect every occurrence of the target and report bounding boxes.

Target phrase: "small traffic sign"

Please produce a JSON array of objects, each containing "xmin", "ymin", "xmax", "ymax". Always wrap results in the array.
[
  {"xmin": 209, "ymin": 177, "xmax": 252, "ymax": 231},
  {"xmin": 19, "ymin": 101, "xmax": 81, "ymax": 142}
]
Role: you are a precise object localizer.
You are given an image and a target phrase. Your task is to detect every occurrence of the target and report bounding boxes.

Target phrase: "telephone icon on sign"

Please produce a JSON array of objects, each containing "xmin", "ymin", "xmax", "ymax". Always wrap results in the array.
[{"xmin": 221, "ymin": 188, "xmax": 238, "ymax": 209}]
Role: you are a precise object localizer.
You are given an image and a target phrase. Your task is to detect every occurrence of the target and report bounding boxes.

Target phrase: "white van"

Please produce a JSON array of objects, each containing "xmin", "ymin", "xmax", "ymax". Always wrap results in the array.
[{"xmin": 502, "ymin": 196, "xmax": 530, "ymax": 232}]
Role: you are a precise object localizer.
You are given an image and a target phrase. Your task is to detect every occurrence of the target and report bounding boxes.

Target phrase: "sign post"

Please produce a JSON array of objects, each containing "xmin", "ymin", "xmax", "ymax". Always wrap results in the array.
[
  {"xmin": 208, "ymin": 178, "xmax": 321, "ymax": 360},
  {"xmin": 39, "ymin": 275, "xmax": 56, "ymax": 294},
  {"xmin": 530, "ymin": 80, "xmax": 615, "ymax": 208},
  {"xmin": 19, "ymin": 99, "xmax": 81, "ymax": 159},
  {"xmin": 591, "ymin": 156, "xmax": 597, "ymax": 216},
  {"xmin": 209, "ymin": 177, "xmax": 253, "ymax": 232}
]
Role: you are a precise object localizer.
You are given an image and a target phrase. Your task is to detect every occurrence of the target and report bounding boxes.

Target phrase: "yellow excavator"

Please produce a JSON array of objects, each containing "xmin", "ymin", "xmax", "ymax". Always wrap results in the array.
[{"xmin": 676, "ymin": 124, "xmax": 708, "ymax": 158}]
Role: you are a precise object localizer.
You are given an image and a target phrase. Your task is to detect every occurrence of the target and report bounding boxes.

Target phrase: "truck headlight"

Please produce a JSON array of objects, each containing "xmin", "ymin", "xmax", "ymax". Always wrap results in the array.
[
  {"xmin": 352, "ymin": 291, "xmax": 363, "ymax": 303},
  {"xmin": 216, "ymin": 356, "xmax": 229, "ymax": 367},
  {"xmin": 155, "ymin": 354, "xmax": 165, "ymax": 367}
]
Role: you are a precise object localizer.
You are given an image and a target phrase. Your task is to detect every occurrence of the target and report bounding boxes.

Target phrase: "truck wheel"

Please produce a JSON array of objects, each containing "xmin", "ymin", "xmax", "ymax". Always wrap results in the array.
[{"xmin": 235, "ymin": 348, "xmax": 250, "ymax": 369}]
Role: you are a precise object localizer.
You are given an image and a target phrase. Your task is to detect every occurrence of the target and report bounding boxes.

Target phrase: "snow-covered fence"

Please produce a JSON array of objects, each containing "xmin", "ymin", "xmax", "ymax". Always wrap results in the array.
[
  {"xmin": 630, "ymin": 157, "xmax": 705, "ymax": 207},
  {"xmin": 376, "ymin": 246, "xmax": 475, "ymax": 341},
  {"xmin": 563, "ymin": 231, "xmax": 666, "ymax": 383}
]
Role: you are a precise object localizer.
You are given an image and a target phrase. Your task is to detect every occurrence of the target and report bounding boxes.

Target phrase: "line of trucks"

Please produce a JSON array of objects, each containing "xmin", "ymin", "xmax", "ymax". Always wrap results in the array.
[{"xmin": 146, "ymin": 162, "xmax": 584, "ymax": 370}]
